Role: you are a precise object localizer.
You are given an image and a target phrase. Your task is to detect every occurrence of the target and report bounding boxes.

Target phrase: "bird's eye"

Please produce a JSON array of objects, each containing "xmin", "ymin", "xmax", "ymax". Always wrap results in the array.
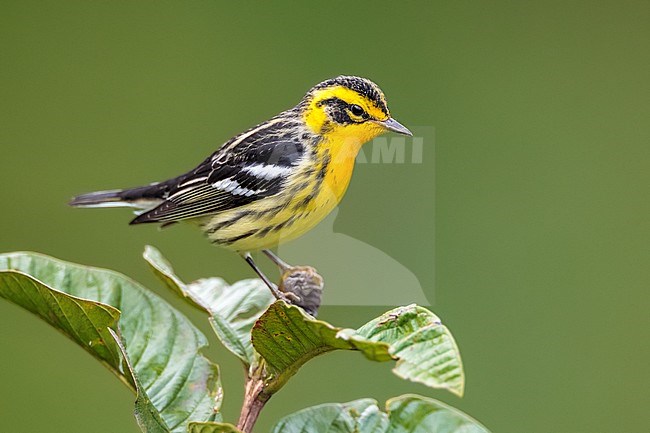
[{"xmin": 349, "ymin": 104, "xmax": 365, "ymax": 117}]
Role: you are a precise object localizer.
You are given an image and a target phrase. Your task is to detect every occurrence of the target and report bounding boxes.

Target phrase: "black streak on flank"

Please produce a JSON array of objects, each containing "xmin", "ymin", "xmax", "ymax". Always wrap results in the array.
[
  {"xmin": 219, "ymin": 229, "xmax": 258, "ymax": 246},
  {"xmin": 292, "ymin": 149, "xmax": 330, "ymax": 211},
  {"xmin": 320, "ymin": 150, "xmax": 331, "ymax": 174},
  {"xmin": 254, "ymin": 226, "xmax": 273, "ymax": 239},
  {"xmin": 271, "ymin": 215, "xmax": 299, "ymax": 233},
  {"xmin": 206, "ymin": 210, "xmax": 254, "ymax": 235},
  {"xmin": 292, "ymin": 192, "xmax": 315, "ymax": 211}
]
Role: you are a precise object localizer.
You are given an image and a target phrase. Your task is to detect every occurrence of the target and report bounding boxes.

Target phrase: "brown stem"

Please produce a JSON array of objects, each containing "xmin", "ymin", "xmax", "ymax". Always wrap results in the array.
[
  {"xmin": 236, "ymin": 268, "xmax": 325, "ymax": 432},
  {"xmin": 237, "ymin": 373, "xmax": 270, "ymax": 433}
]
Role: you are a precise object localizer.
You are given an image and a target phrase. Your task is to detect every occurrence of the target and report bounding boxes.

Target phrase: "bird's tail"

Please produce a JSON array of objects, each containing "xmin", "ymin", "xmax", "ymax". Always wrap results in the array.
[
  {"xmin": 69, "ymin": 189, "xmax": 127, "ymax": 208},
  {"xmin": 69, "ymin": 184, "xmax": 165, "ymax": 210}
]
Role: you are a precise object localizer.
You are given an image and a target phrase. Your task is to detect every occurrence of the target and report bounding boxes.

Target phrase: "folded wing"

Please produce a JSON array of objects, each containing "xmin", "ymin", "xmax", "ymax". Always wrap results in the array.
[{"xmin": 130, "ymin": 124, "xmax": 305, "ymax": 224}]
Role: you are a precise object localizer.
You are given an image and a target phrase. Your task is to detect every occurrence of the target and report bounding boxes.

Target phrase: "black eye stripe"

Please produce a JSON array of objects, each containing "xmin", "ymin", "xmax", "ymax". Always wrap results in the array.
[
  {"xmin": 316, "ymin": 97, "xmax": 341, "ymax": 107},
  {"xmin": 316, "ymin": 97, "xmax": 370, "ymax": 124}
]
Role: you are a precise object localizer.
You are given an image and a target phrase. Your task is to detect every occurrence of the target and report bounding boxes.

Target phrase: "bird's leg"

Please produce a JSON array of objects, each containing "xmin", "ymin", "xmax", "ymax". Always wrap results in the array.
[
  {"xmin": 262, "ymin": 249, "xmax": 323, "ymax": 316},
  {"xmin": 241, "ymin": 252, "xmax": 292, "ymax": 302},
  {"xmin": 262, "ymin": 249, "xmax": 292, "ymax": 272}
]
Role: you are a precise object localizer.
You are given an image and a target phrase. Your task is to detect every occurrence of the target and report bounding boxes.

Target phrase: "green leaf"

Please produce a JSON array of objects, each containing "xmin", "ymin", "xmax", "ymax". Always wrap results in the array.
[
  {"xmin": 270, "ymin": 399, "xmax": 381, "ymax": 433},
  {"xmin": 252, "ymin": 302, "xmax": 463, "ymax": 396},
  {"xmin": 144, "ymin": 246, "xmax": 273, "ymax": 366},
  {"xmin": 187, "ymin": 421, "xmax": 243, "ymax": 433},
  {"xmin": 356, "ymin": 305, "xmax": 465, "ymax": 397},
  {"xmin": 0, "ymin": 269, "xmax": 127, "ymax": 384},
  {"xmin": 108, "ymin": 328, "xmax": 170, "ymax": 433},
  {"xmin": 251, "ymin": 301, "xmax": 392, "ymax": 391},
  {"xmin": 0, "ymin": 252, "xmax": 222, "ymax": 433},
  {"xmin": 271, "ymin": 395, "xmax": 490, "ymax": 433},
  {"xmin": 386, "ymin": 394, "xmax": 489, "ymax": 433}
]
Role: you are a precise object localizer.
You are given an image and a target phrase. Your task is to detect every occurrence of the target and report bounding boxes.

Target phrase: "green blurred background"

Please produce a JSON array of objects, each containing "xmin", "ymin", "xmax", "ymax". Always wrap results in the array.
[{"xmin": 1, "ymin": 1, "xmax": 648, "ymax": 432}]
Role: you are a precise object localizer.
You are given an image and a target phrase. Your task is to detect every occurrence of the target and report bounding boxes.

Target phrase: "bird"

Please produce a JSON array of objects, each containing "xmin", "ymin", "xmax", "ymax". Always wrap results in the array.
[{"xmin": 69, "ymin": 75, "xmax": 412, "ymax": 301}]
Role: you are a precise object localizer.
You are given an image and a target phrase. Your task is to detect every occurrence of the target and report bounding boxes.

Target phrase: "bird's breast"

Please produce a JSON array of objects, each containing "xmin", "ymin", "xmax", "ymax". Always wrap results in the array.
[
  {"xmin": 201, "ymin": 136, "xmax": 364, "ymax": 252},
  {"xmin": 315, "ymin": 136, "xmax": 359, "ymax": 202}
]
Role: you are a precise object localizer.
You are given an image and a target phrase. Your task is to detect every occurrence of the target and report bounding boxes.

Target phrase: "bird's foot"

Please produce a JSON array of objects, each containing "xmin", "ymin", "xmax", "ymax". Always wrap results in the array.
[
  {"xmin": 278, "ymin": 265, "xmax": 324, "ymax": 317},
  {"xmin": 263, "ymin": 281, "xmax": 298, "ymax": 303}
]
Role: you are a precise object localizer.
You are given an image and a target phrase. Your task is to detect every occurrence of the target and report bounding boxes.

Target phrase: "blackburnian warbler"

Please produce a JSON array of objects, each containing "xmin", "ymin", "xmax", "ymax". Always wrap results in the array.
[{"xmin": 70, "ymin": 76, "xmax": 412, "ymax": 300}]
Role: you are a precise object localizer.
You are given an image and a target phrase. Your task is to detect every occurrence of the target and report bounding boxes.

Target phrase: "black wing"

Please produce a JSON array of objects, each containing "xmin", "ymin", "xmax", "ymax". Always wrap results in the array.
[{"xmin": 130, "ymin": 118, "xmax": 305, "ymax": 224}]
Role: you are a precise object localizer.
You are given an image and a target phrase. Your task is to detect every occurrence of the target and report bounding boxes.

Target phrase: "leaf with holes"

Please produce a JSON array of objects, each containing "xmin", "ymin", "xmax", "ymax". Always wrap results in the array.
[
  {"xmin": 252, "ymin": 302, "xmax": 464, "ymax": 396},
  {"xmin": 251, "ymin": 302, "xmax": 392, "ymax": 392}
]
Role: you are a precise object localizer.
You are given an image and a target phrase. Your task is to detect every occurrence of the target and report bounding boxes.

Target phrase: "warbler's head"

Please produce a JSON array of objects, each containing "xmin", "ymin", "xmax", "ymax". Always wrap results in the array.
[{"xmin": 300, "ymin": 76, "xmax": 412, "ymax": 145}]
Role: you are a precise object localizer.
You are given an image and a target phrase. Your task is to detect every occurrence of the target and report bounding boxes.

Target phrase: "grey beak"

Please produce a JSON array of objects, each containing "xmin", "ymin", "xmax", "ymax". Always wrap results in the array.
[{"xmin": 379, "ymin": 118, "xmax": 413, "ymax": 136}]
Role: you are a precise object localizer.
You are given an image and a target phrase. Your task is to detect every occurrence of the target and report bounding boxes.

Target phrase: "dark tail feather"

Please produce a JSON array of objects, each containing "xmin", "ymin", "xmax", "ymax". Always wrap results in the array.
[
  {"xmin": 69, "ymin": 183, "xmax": 166, "ymax": 209},
  {"xmin": 69, "ymin": 189, "xmax": 126, "ymax": 207}
]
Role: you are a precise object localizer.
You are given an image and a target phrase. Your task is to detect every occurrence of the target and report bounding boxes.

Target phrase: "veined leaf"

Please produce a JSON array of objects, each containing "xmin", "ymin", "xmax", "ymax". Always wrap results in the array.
[
  {"xmin": 0, "ymin": 270, "xmax": 127, "ymax": 384},
  {"xmin": 252, "ymin": 302, "xmax": 463, "ymax": 396},
  {"xmin": 108, "ymin": 328, "xmax": 169, "ymax": 433},
  {"xmin": 386, "ymin": 394, "xmax": 489, "ymax": 432},
  {"xmin": 251, "ymin": 302, "xmax": 392, "ymax": 390},
  {"xmin": 144, "ymin": 246, "xmax": 273, "ymax": 367},
  {"xmin": 0, "ymin": 252, "xmax": 222, "ymax": 433},
  {"xmin": 271, "ymin": 395, "xmax": 490, "ymax": 433},
  {"xmin": 271, "ymin": 399, "xmax": 382, "ymax": 433},
  {"xmin": 356, "ymin": 305, "xmax": 465, "ymax": 396}
]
